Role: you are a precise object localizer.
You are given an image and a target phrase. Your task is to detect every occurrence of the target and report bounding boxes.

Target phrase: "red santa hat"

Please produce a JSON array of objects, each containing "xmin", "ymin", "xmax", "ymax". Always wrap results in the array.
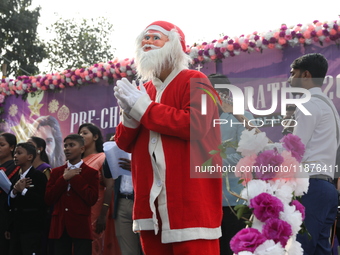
[{"xmin": 144, "ymin": 21, "xmax": 186, "ymax": 52}]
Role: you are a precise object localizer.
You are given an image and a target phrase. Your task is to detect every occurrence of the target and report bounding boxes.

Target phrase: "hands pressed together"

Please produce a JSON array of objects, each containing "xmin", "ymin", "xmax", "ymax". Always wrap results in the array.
[{"xmin": 113, "ymin": 78, "xmax": 147, "ymax": 113}]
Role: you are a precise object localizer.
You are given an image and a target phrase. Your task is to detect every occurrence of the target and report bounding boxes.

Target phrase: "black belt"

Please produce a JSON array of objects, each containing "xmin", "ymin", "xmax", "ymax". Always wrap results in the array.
[
  {"xmin": 119, "ymin": 193, "xmax": 134, "ymax": 200},
  {"xmin": 310, "ymin": 174, "xmax": 333, "ymax": 183}
]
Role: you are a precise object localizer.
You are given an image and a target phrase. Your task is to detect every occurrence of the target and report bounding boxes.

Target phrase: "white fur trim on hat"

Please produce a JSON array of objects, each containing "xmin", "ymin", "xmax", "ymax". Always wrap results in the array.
[{"xmin": 144, "ymin": 25, "xmax": 170, "ymax": 36}]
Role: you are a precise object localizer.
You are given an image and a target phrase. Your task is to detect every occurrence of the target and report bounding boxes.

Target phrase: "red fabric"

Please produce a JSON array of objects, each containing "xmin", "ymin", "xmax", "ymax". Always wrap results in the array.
[
  {"xmin": 115, "ymin": 69, "xmax": 222, "ymax": 241},
  {"xmin": 145, "ymin": 20, "xmax": 186, "ymax": 51},
  {"xmin": 140, "ymin": 230, "xmax": 220, "ymax": 255},
  {"xmin": 45, "ymin": 163, "xmax": 99, "ymax": 240}
]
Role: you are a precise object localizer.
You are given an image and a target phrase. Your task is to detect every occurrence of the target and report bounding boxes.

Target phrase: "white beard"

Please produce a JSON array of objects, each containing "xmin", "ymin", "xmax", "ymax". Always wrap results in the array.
[{"xmin": 135, "ymin": 41, "xmax": 174, "ymax": 81}]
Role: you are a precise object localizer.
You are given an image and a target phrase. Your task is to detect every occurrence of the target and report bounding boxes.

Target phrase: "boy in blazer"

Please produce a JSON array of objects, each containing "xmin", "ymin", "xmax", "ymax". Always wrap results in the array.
[
  {"xmin": 9, "ymin": 142, "xmax": 48, "ymax": 255},
  {"xmin": 45, "ymin": 134, "xmax": 99, "ymax": 255}
]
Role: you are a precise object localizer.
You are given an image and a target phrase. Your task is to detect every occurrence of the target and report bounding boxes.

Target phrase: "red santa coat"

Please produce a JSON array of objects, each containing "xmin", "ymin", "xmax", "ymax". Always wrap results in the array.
[{"xmin": 115, "ymin": 68, "xmax": 222, "ymax": 243}]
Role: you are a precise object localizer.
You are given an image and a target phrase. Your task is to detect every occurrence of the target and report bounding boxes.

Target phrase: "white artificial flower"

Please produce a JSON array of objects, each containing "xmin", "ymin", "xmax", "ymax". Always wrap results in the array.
[
  {"xmin": 110, "ymin": 68, "xmax": 115, "ymax": 74},
  {"xmin": 234, "ymin": 50, "xmax": 241, "ymax": 55},
  {"xmin": 275, "ymin": 184, "xmax": 294, "ymax": 205},
  {"xmin": 305, "ymin": 39, "xmax": 312, "ymax": 45},
  {"xmin": 254, "ymin": 240, "xmax": 285, "ymax": 255},
  {"xmin": 223, "ymin": 51, "xmax": 230, "ymax": 58},
  {"xmin": 319, "ymin": 35, "xmax": 326, "ymax": 41},
  {"xmin": 240, "ymin": 179, "xmax": 269, "ymax": 200},
  {"xmin": 252, "ymin": 217, "xmax": 265, "ymax": 232},
  {"xmin": 280, "ymin": 204, "xmax": 302, "ymax": 235},
  {"xmin": 256, "ymin": 40, "xmax": 262, "ymax": 47},
  {"xmin": 285, "ymin": 238, "xmax": 303, "ymax": 255},
  {"xmin": 290, "ymin": 171, "xmax": 309, "ymax": 196},
  {"xmin": 237, "ymin": 129, "xmax": 269, "ymax": 157},
  {"xmin": 275, "ymin": 44, "xmax": 282, "ymax": 50},
  {"xmin": 238, "ymin": 251, "xmax": 254, "ymax": 255},
  {"xmin": 209, "ymin": 49, "xmax": 215, "ymax": 56},
  {"xmin": 263, "ymin": 143, "xmax": 284, "ymax": 153},
  {"xmin": 49, "ymin": 84, "xmax": 55, "ymax": 90},
  {"xmin": 315, "ymin": 25, "xmax": 322, "ymax": 31}
]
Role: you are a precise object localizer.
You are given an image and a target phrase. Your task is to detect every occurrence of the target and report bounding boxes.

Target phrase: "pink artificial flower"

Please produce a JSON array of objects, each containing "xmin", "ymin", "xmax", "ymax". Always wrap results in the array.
[
  {"xmin": 262, "ymin": 218, "xmax": 292, "ymax": 247},
  {"xmin": 235, "ymin": 154, "xmax": 257, "ymax": 185},
  {"xmin": 250, "ymin": 193, "xmax": 284, "ymax": 222},
  {"xmin": 299, "ymin": 38, "xmax": 305, "ymax": 44},
  {"xmin": 278, "ymin": 38, "xmax": 287, "ymax": 45},
  {"xmin": 303, "ymin": 31, "xmax": 311, "ymax": 39},
  {"xmin": 227, "ymin": 44, "xmax": 234, "ymax": 51},
  {"xmin": 330, "ymin": 29, "xmax": 337, "ymax": 35},
  {"xmin": 268, "ymin": 43, "xmax": 275, "ymax": 49},
  {"xmin": 280, "ymin": 134, "xmax": 305, "ymax": 162},
  {"xmin": 317, "ymin": 30, "xmax": 324, "ymax": 37},
  {"xmin": 230, "ymin": 228, "xmax": 267, "ymax": 254},
  {"xmin": 272, "ymin": 150, "xmax": 299, "ymax": 180}
]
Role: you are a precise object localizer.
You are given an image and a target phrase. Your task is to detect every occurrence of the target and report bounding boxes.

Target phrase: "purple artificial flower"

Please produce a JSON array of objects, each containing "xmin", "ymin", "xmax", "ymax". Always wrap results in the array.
[
  {"xmin": 323, "ymin": 29, "xmax": 330, "ymax": 36},
  {"xmin": 279, "ymin": 31, "xmax": 286, "ymax": 37},
  {"xmin": 262, "ymin": 39, "xmax": 269, "ymax": 45},
  {"xmin": 290, "ymin": 200, "xmax": 305, "ymax": 220},
  {"xmin": 230, "ymin": 228, "xmax": 267, "ymax": 254},
  {"xmin": 228, "ymin": 39, "xmax": 234, "ymax": 44},
  {"xmin": 198, "ymin": 50, "xmax": 204, "ymax": 56},
  {"xmin": 254, "ymin": 149, "xmax": 284, "ymax": 180},
  {"xmin": 233, "ymin": 43, "xmax": 241, "ymax": 50},
  {"xmin": 310, "ymin": 30, "xmax": 317, "ymax": 37},
  {"xmin": 269, "ymin": 37, "xmax": 277, "ymax": 44},
  {"xmin": 262, "ymin": 218, "xmax": 292, "ymax": 247},
  {"xmin": 280, "ymin": 134, "xmax": 305, "ymax": 162},
  {"xmin": 250, "ymin": 193, "xmax": 284, "ymax": 222}
]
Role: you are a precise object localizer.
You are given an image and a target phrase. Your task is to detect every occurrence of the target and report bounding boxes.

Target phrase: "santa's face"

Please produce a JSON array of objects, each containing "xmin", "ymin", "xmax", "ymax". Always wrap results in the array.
[{"xmin": 141, "ymin": 30, "xmax": 169, "ymax": 52}]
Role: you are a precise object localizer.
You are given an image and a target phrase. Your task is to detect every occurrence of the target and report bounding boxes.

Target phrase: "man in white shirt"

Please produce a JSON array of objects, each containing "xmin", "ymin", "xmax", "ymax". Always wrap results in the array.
[{"xmin": 288, "ymin": 53, "xmax": 340, "ymax": 254}]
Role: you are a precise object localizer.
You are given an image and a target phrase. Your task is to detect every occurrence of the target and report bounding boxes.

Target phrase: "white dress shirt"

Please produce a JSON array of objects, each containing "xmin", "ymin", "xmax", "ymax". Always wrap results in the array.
[
  {"xmin": 293, "ymin": 87, "xmax": 340, "ymax": 178},
  {"xmin": 66, "ymin": 160, "xmax": 83, "ymax": 190}
]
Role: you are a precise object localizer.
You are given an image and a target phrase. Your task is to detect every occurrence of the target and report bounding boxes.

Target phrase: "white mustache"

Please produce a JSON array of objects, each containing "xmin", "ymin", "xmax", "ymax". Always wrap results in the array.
[{"xmin": 142, "ymin": 44, "xmax": 161, "ymax": 50}]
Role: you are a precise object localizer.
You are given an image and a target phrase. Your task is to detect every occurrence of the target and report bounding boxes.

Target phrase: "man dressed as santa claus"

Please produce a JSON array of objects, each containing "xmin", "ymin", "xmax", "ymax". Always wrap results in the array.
[{"xmin": 114, "ymin": 21, "xmax": 222, "ymax": 255}]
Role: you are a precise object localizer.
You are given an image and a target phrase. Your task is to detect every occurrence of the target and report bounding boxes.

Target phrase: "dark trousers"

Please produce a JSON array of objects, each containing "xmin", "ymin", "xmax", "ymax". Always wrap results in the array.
[
  {"xmin": 9, "ymin": 230, "xmax": 42, "ymax": 255},
  {"xmin": 54, "ymin": 230, "xmax": 91, "ymax": 255},
  {"xmin": 297, "ymin": 178, "xmax": 338, "ymax": 255},
  {"xmin": 219, "ymin": 206, "xmax": 247, "ymax": 255}
]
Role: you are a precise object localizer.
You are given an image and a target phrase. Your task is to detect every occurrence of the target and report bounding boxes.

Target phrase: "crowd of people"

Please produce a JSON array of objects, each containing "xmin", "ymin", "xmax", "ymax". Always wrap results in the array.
[{"xmin": 0, "ymin": 19, "xmax": 339, "ymax": 255}]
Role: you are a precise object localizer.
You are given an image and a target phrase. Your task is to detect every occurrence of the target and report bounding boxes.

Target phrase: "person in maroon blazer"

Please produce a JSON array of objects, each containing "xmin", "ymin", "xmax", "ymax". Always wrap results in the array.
[{"xmin": 45, "ymin": 134, "xmax": 99, "ymax": 255}]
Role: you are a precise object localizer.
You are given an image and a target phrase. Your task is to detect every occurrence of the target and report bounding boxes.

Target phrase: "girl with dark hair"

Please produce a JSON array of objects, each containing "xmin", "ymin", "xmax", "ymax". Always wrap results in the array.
[
  {"xmin": 78, "ymin": 123, "xmax": 119, "ymax": 255},
  {"xmin": 27, "ymin": 136, "xmax": 51, "ymax": 179},
  {"xmin": 0, "ymin": 132, "xmax": 20, "ymax": 254}
]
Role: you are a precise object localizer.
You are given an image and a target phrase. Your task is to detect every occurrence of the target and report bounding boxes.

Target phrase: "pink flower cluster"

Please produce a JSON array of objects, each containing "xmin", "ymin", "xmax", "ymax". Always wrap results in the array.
[
  {"xmin": 235, "ymin": 134, "xmax": 305, "ymax": 184},
  {"xmin": 0, "ymin": 58, "xmax": 136, "ymax": 96},
  {"xmin": 190, "ymin": 19, "xmax": 340, "ymax": 64},
  {"xmin": 230, "ymin": 192, "xmax": 294, "ymax": 254}
]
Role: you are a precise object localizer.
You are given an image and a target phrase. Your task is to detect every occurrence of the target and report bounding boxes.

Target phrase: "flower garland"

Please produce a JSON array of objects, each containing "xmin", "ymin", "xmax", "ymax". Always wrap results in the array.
[
  {"xmin": 230, "ymin": 130, "xmax": 309, "ymax": 255},
  {"xmin": 0, "ymin": 18, "xmax": 339, "ymax": 117}
]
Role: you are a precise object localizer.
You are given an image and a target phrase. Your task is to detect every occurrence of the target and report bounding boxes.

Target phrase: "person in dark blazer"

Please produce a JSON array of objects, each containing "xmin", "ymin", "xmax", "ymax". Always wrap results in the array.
[
  {"xmin": 8, "ymin": 142, "xmax": 48, "ymax": 255},
  {"xmin": 45, "ymin": 134, "xmax": 99, "ymax": 255}
]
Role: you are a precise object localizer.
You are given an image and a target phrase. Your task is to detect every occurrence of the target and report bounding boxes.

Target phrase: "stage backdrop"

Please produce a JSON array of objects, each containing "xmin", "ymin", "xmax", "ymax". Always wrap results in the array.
[{"xmin": 1, "ymin": 42, "xmax": 339, "ymax": 166}]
